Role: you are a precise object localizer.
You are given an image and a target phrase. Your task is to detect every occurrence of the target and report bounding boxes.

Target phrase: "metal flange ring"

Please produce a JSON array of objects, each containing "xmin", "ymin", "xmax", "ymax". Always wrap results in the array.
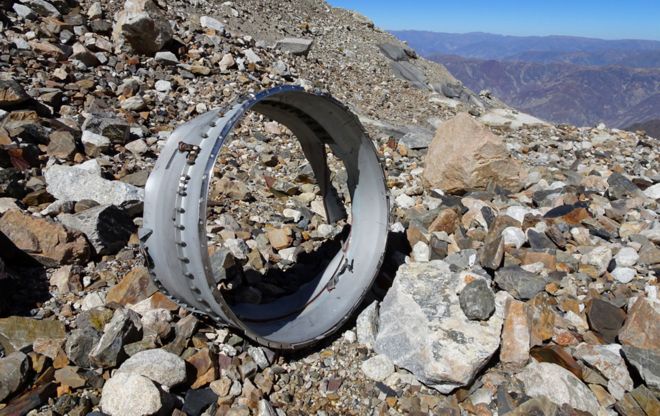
[{"xmin": 140, "ymin": 85, "xmax": 389, "ymax": 349}]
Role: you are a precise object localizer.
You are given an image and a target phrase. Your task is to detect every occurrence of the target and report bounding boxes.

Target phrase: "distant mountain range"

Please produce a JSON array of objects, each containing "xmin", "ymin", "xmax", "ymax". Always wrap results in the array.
[{"xmin": 391, "ymin": 31, "xmax": 660, "ymax": 137}]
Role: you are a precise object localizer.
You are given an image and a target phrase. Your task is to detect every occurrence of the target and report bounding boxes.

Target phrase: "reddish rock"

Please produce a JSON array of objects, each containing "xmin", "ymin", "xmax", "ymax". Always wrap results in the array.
[
  {"xmin": 106, "ymin": 267, "xmax": 157, "ymax": 306},
  {"xmin": 619, "ymin": 297, "xmax": 660, "ymax": 352},
  {"xmin": 500, "ymin": 299, "xmax": 531, "ymax": 366}
]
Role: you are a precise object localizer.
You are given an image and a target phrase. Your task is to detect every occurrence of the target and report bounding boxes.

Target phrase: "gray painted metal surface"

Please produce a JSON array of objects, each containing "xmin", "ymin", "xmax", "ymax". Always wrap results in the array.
[{"xmin": 140, "ymin": 86, "xmax": 389, "ymax": 349}]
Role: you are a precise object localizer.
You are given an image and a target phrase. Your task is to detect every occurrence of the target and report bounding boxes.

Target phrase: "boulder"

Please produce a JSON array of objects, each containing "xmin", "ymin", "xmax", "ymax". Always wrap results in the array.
[
  {"xmin": 275, "ymin": 38, "xmax": 313, "ymax": 56},
  {"xmin": 0, "ymin": 316, "xmax": 65, "ymax": 353},
  {"xmin": 58, "ymin": 204, "xmax": 135, "ymax": 255},
  {"xmin": 45, "ymin": 162, "xmax": 144, "ymax": 206},
  {"xmin": 423, "ymin": 113, "xmax": 526, "ymax": 193},
  {"xmin": 89, "ymin": 308, "xmax": 142, "ymax": 368},
  {"xmin": 100, "ymin": 372, "xmax": 163, "ymax": 416},
  {"xmin": 618, "ymin": 297, "xmax": 659, "ymax": 352},
  {"xmin": 516, "ymin": 361, "xmax": 603, "ymax": 415},
  {"xmin": 0, "ymin": 79, "xmax": 30, "ymax": 108},
  {"xmin": 0, "ymin": 210, "xmax": 91, "ymax": 265},
  {"xmin": 117, "ymin": 348, "xmax": 187, "ymax": 388},
  {"xmin": 0, "ymin": 352, "xmax": 29, "ymax": 402},
  {"xmin": 113, "ymin": 0, "xmax": 173, "ymax": 55},
  {"xmin": 374, "ymin": 260, "xmax": 506, "ymax": 393},
  {"xmin": 106, "ymin": 267, "xmax": 157, "ymax": 306},
  {"xmin": 622, "ymin": 345, "xmax": 660, "ymax": 389},
  {"xmin": 574, "ymin": 343, "xmax": 633, "ymax": 400}
]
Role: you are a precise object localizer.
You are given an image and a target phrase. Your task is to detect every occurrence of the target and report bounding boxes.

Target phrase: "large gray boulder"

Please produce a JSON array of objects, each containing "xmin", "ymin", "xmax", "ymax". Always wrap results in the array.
[
  {"xmin": 113, "ymin": 0, "xmax": 173, "ymax": 55},
  {"xmin": 45, "ymin": 161, "xmax": 143, "ymax": 206},
  {"xmin": 374, "ymin": 260, "xmax": 507, "ymax": 393},
  {"xmin": 116, "ymin": 348, "xmax": 187, "ymax": 388},
  {"xmin": 0, "ymin": 352, "xmax": 29, "ymax": 402},
  {"xmin": 100, "ymin": 372, "xmax": 163, "ymax": 416},
  {"xmin": 58, "ymin": 205, "xmax": 135, "ymax": 255}
]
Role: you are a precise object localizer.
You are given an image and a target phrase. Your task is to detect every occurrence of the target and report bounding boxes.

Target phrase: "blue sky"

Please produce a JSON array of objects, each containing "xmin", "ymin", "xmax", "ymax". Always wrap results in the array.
[{"xmin": 327, "ymin": 0, "xmax": 660, "ymax": 41}]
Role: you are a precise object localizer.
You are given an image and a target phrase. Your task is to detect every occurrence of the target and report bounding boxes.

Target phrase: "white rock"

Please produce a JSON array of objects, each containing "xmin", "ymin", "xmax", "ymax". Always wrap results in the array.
[
  {"xmin": 615, "ymin": 247, "xmax": 639, "ymax": 267},
  {"xmin": 81, "ymin": 292, "xmax": 105, "ymax": 311},
  {"xmin": 200, "ymin": 15, "xmax": 225, "ymax": 33},
  {"xmin": 374, "ymin": 261, "xmax": 506, "ymax": 393},
  {"xmin": 411, "ymin": 241, "xmax": 430, "ymax": 262},
  {"xmin": 574, "ymin": 343, "xmax": 633, "ymax": 400},
  {"xmin": 517, "ymin": 361, "xmax": 602, "ymax": 415},
  {"xmin": 154, "ymin": 51, "xmax": 178, "ymax": 63},
  {"xmin": 343, "ymin": 330, "xmax": 356, "ymax": 343},
  {"xmin": 643, "ymin": 183, "xmax": 660, "ymax": 199},
  {"xmin": 45, "ymin": 164, "xmax": 144, "ymax": 205},
  {"xmin": 282, "ymin": 208, "xmax": 302, "ymax": 222},
  {"xmin": 278, "ymin": 247, "xmax": 298, "ymax": 262},
  {"xmin": 117, "ymin": 348, "xmax": 186, "ymax": 387},
  {"xmin": 504, "ymin": 206, "xmax": 528, "ymax": 223},
  {"xmin": 218, "ymin": 53, "xmax": 235, "ymax": 71},
  {"xmin": 395, "ymin": 193, "xmax": 415, "ymax": 209},
  {"xmin": 121, "ymin": 96, "xmax": 146, "ymax": 111},
  {"xmin": 125, "ymin": 139, "xmax": 148, "ymax": 155},
  {"xmin": 0, "ymin": 198, "xmax": 21, "ymax": 214},
  {"xmin": 316, "ymin": 224, "xmax": 334, "ymax": 239},
  {"xmin": 580, "ymin": 246, "xmax": 612, "ymax": 276},
  {"xmin": 502, "ymin": 226, "xmax": 526, "ymax": 249},
  {"xmin": 100, "ymin": 373, "xmax": 162, "ymax": 416},
  {"xmin": 356, "ymin": 301, "xmax": 378, "ymax": 348},
  {"xmin": 87, "ymin": 2, "xmax": 102, "ymax": 19},
  {"xmin": 361, "ymin": 354, "xmax": 394, "ymax": 382},
  {"xmin": 81, "ymin": 130, "xmax": 111, "ymax": 156},
  {"xmin": 154, "ymin": 80, "xmax": 171, "ymax": 92},
  {"xmin": 611, "ymin": 267, "xmax": 636, "ymax": 283},
  {"xmin": 243, "ymin": 48, "xmax": 261, "ymax": 64}
]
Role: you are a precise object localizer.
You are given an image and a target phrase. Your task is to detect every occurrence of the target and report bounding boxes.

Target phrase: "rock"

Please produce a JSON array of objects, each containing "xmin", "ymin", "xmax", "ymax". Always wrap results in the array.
[
  {"xmin": 459, "ymin": 279, "xmax": 495, "ymax": 320},
  {"xmin": 121, "ymin": 96, "xmax": 146, "ymax": 111},
  {"xmin": 154, "ymin": 80, "xmax": 171, "ymax": 92},
  {"xmin": 47, "ymin": 130, "xmax": 77, "ymax": 160},
  {"xmin": 622, "ymin": 345, "xmax": 660, "ymax": 390},
  {"xmin": 45, "ymin": 163, "xmax": 144, "ymax": 206},
  {"xmin": 106, "ymin": 267, "xmax": 157, "ymax": 306},
  {"xmin": 579, "ymin": 246, "xmax": 612, "ymax": 277},
  {"xmin": 500, "ymin": 299, "xmax": 531, "ymax": 366},
  {"xmin": 0, "ymin": 198, "xmax": 21, "ymax": 214},
  {"xmin": 65, "ymin": 328, "xmax": 101, "ymax": 368},
  {"xmin": 607, "ymin": 173, "xmax": 641, "ymax": 200},
  {"xmin": 267, "ymin": 228, "xmax": 292, "ymax": 250},
  {"xmin": 117, "ymin": 348, "xmax": 186, "ymax": 388},
  {"xmin": 361, "ymin": 354, "xmax": 394, "ymax": 382},
  {"xmin": 243, "ymin": 48, "xmax": 261, "ymax": 64},
  {"xmin": 574, "ymin": 343, "xmax": 633, "ymax": 400},
  {"xmin": 411, "ymin": 241, "xmax": 430, "ymax": 262},
  {"xmin": 100, "ymin": 372, "xmax": 162, "ymax": 416},
  {"xmin": 619, "ymin": 297, "xmax": 660, "ymax": 352},
  {"xmin": 516, "ymin": 361, "xmax": 602, "ymax": 415},
  {"xmin": 275, "ymin": 38, "xmax": 313, "ymax": 56},
  {"xmin": 218, "ymin": 53, "xmax": 235, "ymax": 71},
  {"xmin": 0, "ymin": 352, "xmax": 29, "ymax": 402},
  {"xmin": 423, "ymin": 113, "xmax": 526, "ymax": 193},
  {"xmin": 89, "ymin": 308, "xmax": 142, "ymax": 368},
  {"xmin": 586, "ymin": 298, "xmax": 625, "ymax": 343},
  {"xmin": 125, "ymin": 139, "xmax": 148, "ymax": 155},
  {"xmin": 187, "ymin": 348, "xmax": 216, "ymax": 389},
  {"xmin": 629, "ymin": 385, "xmax": 660, "ymax": 415},
  {"xmin": 81, "ymin": 116, "xmax": 130, "ymax": 144},
  {"xmin": 506, "ymin": 397, "xmax": 559, "ymax": 416},
  {"xmin": 54, "ymin": 366, "xmax": 86, "ymax": 388},
  {"xmin": 20, "ymin": 0, "xmax": 60, "ymax": 16},
  {"xmin": 58, "ymin": 205, "xmax": 135, "ymax": 255},
  {"xmin": 394, "ymin": 193, "xmax": 415, "ymax": 209},
  {"xmin": 494, "ymin": 266, "xmax": 546, "ymax": 300},
  {"xmin": 0, "ymin": 210, "xmax": 91, "ymax": 265},
  {"xmin": 182, "ymin": 388, "xmax": 217, "ymax": 416},
  {"xmin": 81, "ymin": 130, "xmax": 111, "ymax": 156},
  {"xmin": 0, "ymin": 316, "xmax": 65, "ymax": 353},
  {"xmin": 611, "ymin": 267, "xmax": 636, "ymax": 283},
  {"xmin": 374, "ymin": 260, "xmax": 506, "ymax": 393},
  {"xmin": 113, "ymin": 0, "xmax": 173, "ymax": 55},
  {"xmin": 356, "ymin": 301, "xmax": 378, "ymax": 348},
  {"xmin": 13, "ymin": 3, "xmax": 36, "ymax": 19},
  {"xmin": 616, "ymin": 247, "xmax": 639, "ymax": 267},
  {"xmin": 643, "ymin": 183, "xmax": 660, "ymax": 199},
  {"xmin": 71, "ymin": 43, "xmax": 101, "ymax": 66},
  {"xmin": 0, "ymin": 79, "xmax": 30, "ymax": 108},
  {"xmin": 199, "ymin": 16, "xmax": 225, "ymax": 33},
  {"xmin": 502, "ymin": 226, "xmax": 526, "ymax": 249}
]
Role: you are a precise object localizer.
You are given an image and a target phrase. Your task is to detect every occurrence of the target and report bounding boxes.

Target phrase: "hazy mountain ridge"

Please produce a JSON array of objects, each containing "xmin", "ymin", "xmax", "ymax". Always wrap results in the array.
[{"xmin": 391, "ymin": 31, "xmax": 660, "ymax": 136}]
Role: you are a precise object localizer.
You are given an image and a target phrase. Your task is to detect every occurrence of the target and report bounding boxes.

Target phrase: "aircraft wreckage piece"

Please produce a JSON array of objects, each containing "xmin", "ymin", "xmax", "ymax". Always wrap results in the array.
[{"xmin": 141, "ymin": 85, "xmax": 389, "ymax": 349}]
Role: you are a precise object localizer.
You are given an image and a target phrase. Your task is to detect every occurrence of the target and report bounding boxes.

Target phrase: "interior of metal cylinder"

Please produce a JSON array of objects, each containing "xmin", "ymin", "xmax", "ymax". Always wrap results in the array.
[{"xmin": 201, "ymin": 91, "xmax": 388, "ymax": 345}]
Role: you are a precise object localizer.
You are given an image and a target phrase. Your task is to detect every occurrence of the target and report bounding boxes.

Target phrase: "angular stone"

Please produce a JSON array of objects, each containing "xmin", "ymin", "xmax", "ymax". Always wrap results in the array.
[
  {"xmin": 81, "ymin": 130, "xmax": 111, "ymax": 157},
  {"xmin": 100, "ymin": 373, "xmax": 162, "ymax": 416},
  {"xmin": 65, "ymin": 328, "xmax": 100, "ymax": 368},
  {"xmin": 500, "ymin": 299, "xmax": 531, "ymax": 366},
  {"xmin": 586, "ymin": 298, "xmax": 625, "ymax": 343},
  {"xmin": 494, "ymin": 266, "xmax": 546, "ymax": 300},
  {"xmin": 113, "ymin": 0, "xmax": 173, "ymax": 55},
  {"xmin": 47, "ymin": 130, "xmax": 77, "ymax": 160},
  {"xmin": 516, "ymin": 361, "xmax": 602, "ymax": 415},
  {"xmin": 574, "ymin": 343, "xmax": 633, "ymax": 400},
  {"xmin": 622, "ymin": 345, "xmax": 660, "ymax": 389},
  {"xmin": 0, "ymin": 210, "xmax": 91, "ymax": 265},
  {"xmin": 266, "ymin": 227, "xmax": 292, "ymax": 250},
  {"xmin": 0, "ymin": 352, "xmax": 29, "ymax": 402},
  {"xmin": 423, "ymin": 113, "xmax": 526, "ymax": 193},
  {"xmin": 106, "ymin": 267, "xmax": 157, "ymax": 306},
  {"xmin": 58, "ymin": 204, "xmax": 135, "ymax": 255},
  {"xmin": 275, "ymin": 38, "xmax": 313, "ymax": 56},
  {"xmin": 117, "ymin": 348, "xmax": 186, "ymax": 388},
  {"xmin": 54, "ymin": 366, "xmax": 86, "ymax": 388},
  {"xmin": 458, "ymin": 279, "xmax": 495, "ymax": 320},
  {"xmin": 607, "ymin": 173, "xmax": 641, "ymax": 200},
  {"xmin": 529, "ymin": 345, "xmax": 582, "ymax": 379},
  {"xmin": 374, "ymin": 260, "xmax": 506, "ymax": 393},
  {"xmin": 81, "ymin": 116, "xmax": 130, "ymax": 144},
  {"xmin": 0, "ymin": 79, "xmax": 30, "ymax": 108},
  {"xmin": 619, "ymin": 297, "xmax": 660, "ymax": 352},
  {"xmin": 579, "ymin": 246, "xmax": 612, "ymax": 277},
  {"xmin": 361, "ymin": 354, "xmax": 394, "ymax": 382},
  {"xmin": 615, "ymin": 247, "xmax": 639, "ymax": 267},
  {"xmin": 89, "ymin": 308, "xmax": 142, "ymax": 368},
  {"xmin": 0, "ymin": 316, "xmax": 65, "ymax": 353},
  {"xmin": 187, "ymin": 348, "xmax": 216, "ymax": 389},
  {"xmin": 199, "ymin": 16, "xmax": 225, "ymax": 33},
  {"xmin": 428, "ymin": 208, "xmax": 459, "ymax": 234},
  {"xmin": 45, "ymin": 163, "xmax": 144, "ymax": 205},
  {"xmin": 629, "ymin": 385, "xmax": 660, "ymax": 416},
  {"xmin": 356, "ymin": 301, "xmax": 379, "ymax": 348}
]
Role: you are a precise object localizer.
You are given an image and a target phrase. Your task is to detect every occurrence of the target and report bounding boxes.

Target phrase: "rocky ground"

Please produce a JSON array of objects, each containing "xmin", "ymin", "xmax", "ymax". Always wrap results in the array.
[{"xmin": 0, "ymin": 0, "xmax": 659, "ymax": 415}]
